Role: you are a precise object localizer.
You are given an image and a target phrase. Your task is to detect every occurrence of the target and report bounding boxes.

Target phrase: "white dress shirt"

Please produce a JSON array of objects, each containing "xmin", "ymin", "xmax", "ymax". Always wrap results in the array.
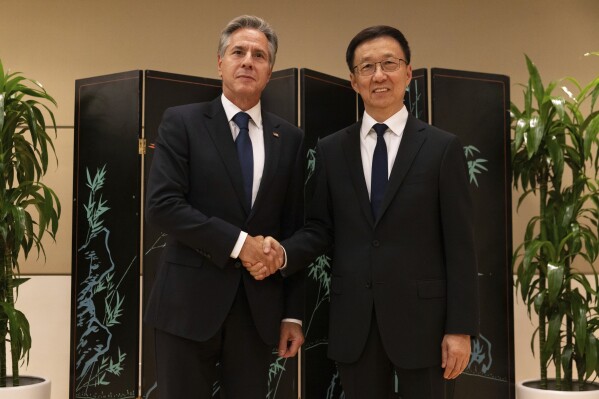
[
  {"xmin": 222, "ymin": 95, "xmax": 301, "ymax": 326},
  {"xmin": 221, "ymin": 95, "xmax": 265, "ymax": 259}
]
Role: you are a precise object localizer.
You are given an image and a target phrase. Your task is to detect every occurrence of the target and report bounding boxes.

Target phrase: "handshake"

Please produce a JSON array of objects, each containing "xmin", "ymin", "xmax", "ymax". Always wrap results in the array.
[{"xmin": 238, "ymin": 235, "xmax": 284, "ymax": 280}]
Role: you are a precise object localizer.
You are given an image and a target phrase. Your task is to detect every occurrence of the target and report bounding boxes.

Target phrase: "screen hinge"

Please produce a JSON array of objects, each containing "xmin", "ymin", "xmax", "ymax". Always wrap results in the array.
[{"xmin": 138, "ymin": 138, "xmax": 146, "ymax": 155}]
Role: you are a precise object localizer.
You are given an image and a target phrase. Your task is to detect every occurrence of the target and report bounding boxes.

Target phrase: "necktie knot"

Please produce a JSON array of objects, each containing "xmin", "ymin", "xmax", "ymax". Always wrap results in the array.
[
  {"xmin": 233, "ymin": 112, "xmax": 251, "ymax": 132},
  {"xmin": 373, "ymin": 123, "xmax": 388, "ymax": 137}
]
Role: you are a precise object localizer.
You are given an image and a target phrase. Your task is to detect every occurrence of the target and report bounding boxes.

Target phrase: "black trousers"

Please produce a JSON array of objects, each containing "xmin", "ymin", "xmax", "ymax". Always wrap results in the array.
[
  {"xmin": 154, "ymin": 283, "xmax": 272, "ymax": 399},
  {"xmin": 337, "ymin": 313, "xmax": 455, "ymax": 399}
]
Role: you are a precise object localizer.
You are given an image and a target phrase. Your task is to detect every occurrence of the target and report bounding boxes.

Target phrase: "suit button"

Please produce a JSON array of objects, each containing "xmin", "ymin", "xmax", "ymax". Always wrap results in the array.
[
  {"xmin": 365, "ymin": 282, "xmax": 372, "ymax": 289},
  {"xmin": 372, "ymin": 240, "xmax": 380, "ymax": 247},
  {"xmin": 234, "ymin": 261, "xmax": 242, "ymax": 269}
]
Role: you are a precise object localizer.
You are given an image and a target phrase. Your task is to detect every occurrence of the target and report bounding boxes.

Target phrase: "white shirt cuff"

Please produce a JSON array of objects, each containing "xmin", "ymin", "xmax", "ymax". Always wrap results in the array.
[
  {"xmin": 282, "ymin": 318, "xmax": 302, "ymax": 326},
  {"xmin": 278, "ymin": 245, "xmax": 288, "ymax": 270},
  {"xmin": 230, "ymin": 231, "xmax": 248, "ymax": 258}
]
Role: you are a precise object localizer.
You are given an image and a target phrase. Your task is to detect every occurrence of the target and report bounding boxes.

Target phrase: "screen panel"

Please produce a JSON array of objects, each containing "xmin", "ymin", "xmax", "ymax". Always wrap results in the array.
[
  {"xmin": 71, "ymin": 70, "xmax": 142, "ymax": 399},
  {"xmin": 142, "ymin": 70, "xmax": 222, "ymax": 399},
  {"xmin": 431, "ymin": 68, "xmax": 514, "ymax": 399},
  {"xmin": 405, "ymin": 68, "xmax": 428, "ymax": 121},
  {"xmin": 261, "ymin": 68, "xmax": 301, "ymax": 399},
  {"xmin": 262, "ymin": 68, "xmax": 298, "ymax": 125},
  {"xmin": 300, "ymin": 69, "xmax": 359, "ymax": 399}
]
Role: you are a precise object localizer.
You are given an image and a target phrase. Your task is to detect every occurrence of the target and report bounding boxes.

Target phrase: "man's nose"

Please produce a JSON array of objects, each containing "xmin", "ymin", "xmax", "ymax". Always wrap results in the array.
[
  {"xmin": 372, "ymin": 63, "xmax": 386, "ymax": 80},
  {"xmin": 241, "ymin": 52, "xmax": 254, "ymax": 68}
]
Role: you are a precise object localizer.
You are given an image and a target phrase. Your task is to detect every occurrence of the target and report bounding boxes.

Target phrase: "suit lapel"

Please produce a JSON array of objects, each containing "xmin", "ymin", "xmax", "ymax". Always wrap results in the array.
[
  {"xmin": 342, "ymin": 122, "xmax": 375, "ymax": 227},
  {"xmin": 248, "ymin": 112, "xmax": 281, "ymax": 222},
  {"xmin": 203, "ymin": 98, "xmax": 250, "ymax": 215},
  {"xmin": 377, "ymin": 115, "xmax": 427, "ymax": 222}
]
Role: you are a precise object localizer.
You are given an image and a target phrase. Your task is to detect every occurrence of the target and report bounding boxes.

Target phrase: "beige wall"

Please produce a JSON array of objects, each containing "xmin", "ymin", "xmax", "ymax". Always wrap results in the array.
[
  {"xmin": 2, "ymin": 0, "xmax": 598, "ymax": 274},
  {"xmin": 2, "ymin": 0, "xmax": 599, "ymax": 397}
]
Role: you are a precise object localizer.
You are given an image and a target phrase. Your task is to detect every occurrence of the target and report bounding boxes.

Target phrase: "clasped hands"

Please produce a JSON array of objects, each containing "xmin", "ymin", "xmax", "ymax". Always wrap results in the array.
[{"xmin": 238, "ymin": 235, "xmax": 284, "ymax": 280}]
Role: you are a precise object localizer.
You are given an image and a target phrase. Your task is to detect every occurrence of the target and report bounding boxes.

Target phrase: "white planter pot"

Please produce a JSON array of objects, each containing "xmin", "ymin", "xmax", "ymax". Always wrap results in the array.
[
  {"xmin": 517, "ymin": 379, "xmax": 599, "ymax": 399},
  {"xmin": 0, "ymin": 376, "xmax": 51, "ymax": 399}
]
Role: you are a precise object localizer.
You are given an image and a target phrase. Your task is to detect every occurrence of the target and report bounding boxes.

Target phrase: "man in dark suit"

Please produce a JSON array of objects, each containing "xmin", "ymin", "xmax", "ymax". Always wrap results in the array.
[
  {"xmin": 256, "ymin": 26, "xmax": 479, "ymax": 398},
  {"xmin": 144, "ymin": 15, "xmax": 305, "ymax": 399}
]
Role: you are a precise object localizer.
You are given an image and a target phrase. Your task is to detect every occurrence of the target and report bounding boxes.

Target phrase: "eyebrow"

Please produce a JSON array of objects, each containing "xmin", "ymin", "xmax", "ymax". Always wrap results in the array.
[
  {"xmin": 230, "ymin": 45, "xmax": 248, "ymax": 51},
  {"xmin": 358, "ymin": 52, "xmax": 399, "ymax": 62},
  {"xmin": 229, "ymin": 44, "xmax": 268, "ymax": 55}
]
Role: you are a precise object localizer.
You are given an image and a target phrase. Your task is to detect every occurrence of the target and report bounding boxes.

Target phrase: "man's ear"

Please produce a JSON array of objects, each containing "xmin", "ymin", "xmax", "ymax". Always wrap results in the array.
[
  {"xmin": 350, "ymin": 73, "xmax": 359, "ymax": 93},
  {"xmin": 405, "ymin": 64, "xmax": 413, "ymax": 88},
  {"xmin": 217, "ymin": 55, "xmax": 223, "ymax": 78}
]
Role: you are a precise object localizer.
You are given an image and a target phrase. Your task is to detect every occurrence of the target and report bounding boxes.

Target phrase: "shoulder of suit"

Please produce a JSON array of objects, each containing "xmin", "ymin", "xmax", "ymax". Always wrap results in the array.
[
  {"xmin": 264, "ymin": 111, "xmax": 303, "ymax": 135},
  {"xmin": 317, "ymin": 121, "xmax": 360, "ymax": 147},
  {"xmin": 263, "ymin": 111, "xmax": 293, "ymax": 126},
  {"xmin": 166, "ymin": 101, "xmax": 211, "ymax": 115}
]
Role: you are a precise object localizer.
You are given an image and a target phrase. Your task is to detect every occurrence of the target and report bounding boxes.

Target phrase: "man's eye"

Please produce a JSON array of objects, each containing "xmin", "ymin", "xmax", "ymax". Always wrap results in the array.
[{"xmin": 360, "ymin": 63, "xmax": 374, "ymax": 72}]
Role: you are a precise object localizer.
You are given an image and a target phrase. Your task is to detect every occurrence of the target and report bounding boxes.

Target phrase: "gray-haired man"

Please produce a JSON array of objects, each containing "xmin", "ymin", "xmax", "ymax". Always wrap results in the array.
[{"xmin": 144, "ymin": 15, "xmax": 305, "ymax": 398}]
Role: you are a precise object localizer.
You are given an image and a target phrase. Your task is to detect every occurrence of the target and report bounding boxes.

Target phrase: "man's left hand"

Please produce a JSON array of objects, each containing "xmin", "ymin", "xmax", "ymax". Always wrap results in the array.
[
  {"xmin": 441, "ymin": 334, "xmax": 471, "ymax": 379},
  {"xmin": 278, "ymin": 322, "xmax": 304, "ymax": 358}
]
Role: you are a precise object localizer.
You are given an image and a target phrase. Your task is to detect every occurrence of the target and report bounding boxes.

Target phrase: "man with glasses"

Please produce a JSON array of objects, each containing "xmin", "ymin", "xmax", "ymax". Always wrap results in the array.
[{"xmin": 255, "ymin": 25, "xmax": 479, "ymax": 398}]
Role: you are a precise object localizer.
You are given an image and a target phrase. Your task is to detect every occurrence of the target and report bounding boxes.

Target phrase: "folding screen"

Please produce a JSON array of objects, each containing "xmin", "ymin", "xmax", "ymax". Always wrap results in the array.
[
  {"xmin": 72, "ymin": 66, "xmax": 513, "ymax": 399},
  {"xmin": 71, "ymin": 70, "xmax": 142, "ymax": 399},
  {"xmin": 431, "ymin": 68, "xmax": 514, "ymax": 399}
]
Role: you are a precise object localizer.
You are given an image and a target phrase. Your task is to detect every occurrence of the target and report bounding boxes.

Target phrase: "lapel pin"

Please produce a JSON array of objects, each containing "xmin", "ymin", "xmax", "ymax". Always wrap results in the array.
[{"xmin": 273, "ymin": 132, "xmax": 280, "ymax": 138}]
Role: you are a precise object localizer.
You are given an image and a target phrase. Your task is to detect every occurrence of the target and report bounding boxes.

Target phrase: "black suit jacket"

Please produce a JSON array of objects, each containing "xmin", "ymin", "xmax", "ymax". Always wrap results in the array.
[
  {"xmin": 144, "ymin": 97, "xmax": 305, "ymax": 346},
  {"xmin": 283, "ymin": 115, "xmax": 479, "ymax": 368}
]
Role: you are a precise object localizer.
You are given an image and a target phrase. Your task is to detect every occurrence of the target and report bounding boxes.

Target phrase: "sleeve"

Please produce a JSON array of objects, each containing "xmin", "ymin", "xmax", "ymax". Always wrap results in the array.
[
  {"xmin": 282, "ymin": 126, "xmax": 307, "ymax": 320},
  {"xmin": 282, "ymin": 140, "xmax": 335, "ymax": 278},
  {"xmin": 439, "ymin": 135, "xmax": 480, "ymax": 336},
  {"xmin": 145, "ymin": 107, "xmax": 241, "ymax": 268}
]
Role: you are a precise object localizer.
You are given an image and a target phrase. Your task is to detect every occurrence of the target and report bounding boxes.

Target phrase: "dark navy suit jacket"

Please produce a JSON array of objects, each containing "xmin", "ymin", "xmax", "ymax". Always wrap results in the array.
[
  {"xmin": 144, "ymin": 97, "xmax": 305, "ymax": 346},
  {"xmin": 283, "ymin": 115, "xmax": 479, "ymax": 367}
]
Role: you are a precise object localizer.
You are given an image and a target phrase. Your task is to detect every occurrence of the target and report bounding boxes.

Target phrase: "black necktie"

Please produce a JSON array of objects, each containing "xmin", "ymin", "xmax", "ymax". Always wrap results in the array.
[
  {"xmin": 371, "ymin": 123, "xmax": 388, "ymax": 218},
  {"xmin": 233, "ymin": 112, "xmax": 253, "ymax": 209}
]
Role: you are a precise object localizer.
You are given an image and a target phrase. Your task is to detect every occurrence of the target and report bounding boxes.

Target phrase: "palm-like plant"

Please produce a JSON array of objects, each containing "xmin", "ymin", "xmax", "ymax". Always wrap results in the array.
[
  {"xmin": 0, "ymin": 59, "xmax": 60, "ymax": 386},
  {"xmin": 512, "ymin": 54, "xmax": 599, "ymax": 391}
]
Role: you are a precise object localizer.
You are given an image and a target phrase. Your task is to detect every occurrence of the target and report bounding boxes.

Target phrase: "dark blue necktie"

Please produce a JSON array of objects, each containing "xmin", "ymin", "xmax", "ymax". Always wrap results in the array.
[
  {"xmin": 371, "ymin": 123, "xmax": 388, "ymax": 218},
  {"xmin": 233, "ymin": 112, "xmax": 253, "ymax": 209}
]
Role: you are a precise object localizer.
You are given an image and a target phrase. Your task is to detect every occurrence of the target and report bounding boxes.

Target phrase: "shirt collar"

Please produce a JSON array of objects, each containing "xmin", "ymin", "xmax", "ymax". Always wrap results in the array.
[
  {"xmin": 360, "ymin": 106, "xmax": 409, "ymax": 139},
  {"xmin": 221, "ymin": 94, "xmax": 262, "ymax": 128}
]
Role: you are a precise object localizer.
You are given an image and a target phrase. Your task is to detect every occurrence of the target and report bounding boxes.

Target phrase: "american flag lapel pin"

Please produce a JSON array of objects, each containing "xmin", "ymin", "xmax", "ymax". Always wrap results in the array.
[{"xmin": 273, "ymin": 131, "xmax": 280, "ymax": 138}]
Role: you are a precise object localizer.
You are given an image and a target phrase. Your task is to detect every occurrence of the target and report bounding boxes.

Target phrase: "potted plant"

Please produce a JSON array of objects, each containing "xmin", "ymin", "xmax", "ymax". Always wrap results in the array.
[
  {"xmin": 512, "ymin": 54, "xmax": 599, "ymax": 398},
  {"xmin": 0, "ymin": 59, "xmax": 60, "ymax": 398}
]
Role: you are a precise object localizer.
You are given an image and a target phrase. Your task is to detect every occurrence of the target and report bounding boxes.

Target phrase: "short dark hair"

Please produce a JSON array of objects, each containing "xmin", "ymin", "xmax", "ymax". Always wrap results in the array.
[
  {"xmin": 218, "ymin": 15, "xmax": 278, "ymax": 68},
  {"xmin": 346, "ymin": 25, "xmax": 411, "ymax": 72}
]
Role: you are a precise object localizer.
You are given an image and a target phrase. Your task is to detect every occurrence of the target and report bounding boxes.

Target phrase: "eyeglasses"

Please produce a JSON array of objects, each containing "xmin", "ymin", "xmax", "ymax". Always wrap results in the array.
[{"xmin": 352, "ymin": 57, "xmax": 407, "ymax": 76}]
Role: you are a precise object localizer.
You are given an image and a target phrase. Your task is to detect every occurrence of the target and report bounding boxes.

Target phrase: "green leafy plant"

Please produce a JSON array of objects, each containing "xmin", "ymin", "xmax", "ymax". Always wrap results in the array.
[
  {"xmin": 0, "ymin": 59, "xmax": 60, "ymax": 386},
  {"xmin": 512, "ymin": 54, "xmax": 599, "ymax": 391}
]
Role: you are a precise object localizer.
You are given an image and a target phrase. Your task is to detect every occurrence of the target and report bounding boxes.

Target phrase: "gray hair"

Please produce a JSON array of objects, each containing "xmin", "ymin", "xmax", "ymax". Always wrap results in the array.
[{"xmin": 218, "ymin": 15, "xmax": 278, "ymax": 68}]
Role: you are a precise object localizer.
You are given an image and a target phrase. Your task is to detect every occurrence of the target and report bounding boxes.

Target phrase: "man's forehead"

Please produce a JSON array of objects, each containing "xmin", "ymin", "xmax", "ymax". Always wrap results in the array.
[
  {"xmin": 357, "ymin": 50, "xmax": 399, "ymax": 61},
  {"xmin": 355, "ymin": 36, "xmax": 404, "ymax": 59},
  {"xmin": 228, "ymin": 29, "xmax": 269, "ymax": 48}
]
